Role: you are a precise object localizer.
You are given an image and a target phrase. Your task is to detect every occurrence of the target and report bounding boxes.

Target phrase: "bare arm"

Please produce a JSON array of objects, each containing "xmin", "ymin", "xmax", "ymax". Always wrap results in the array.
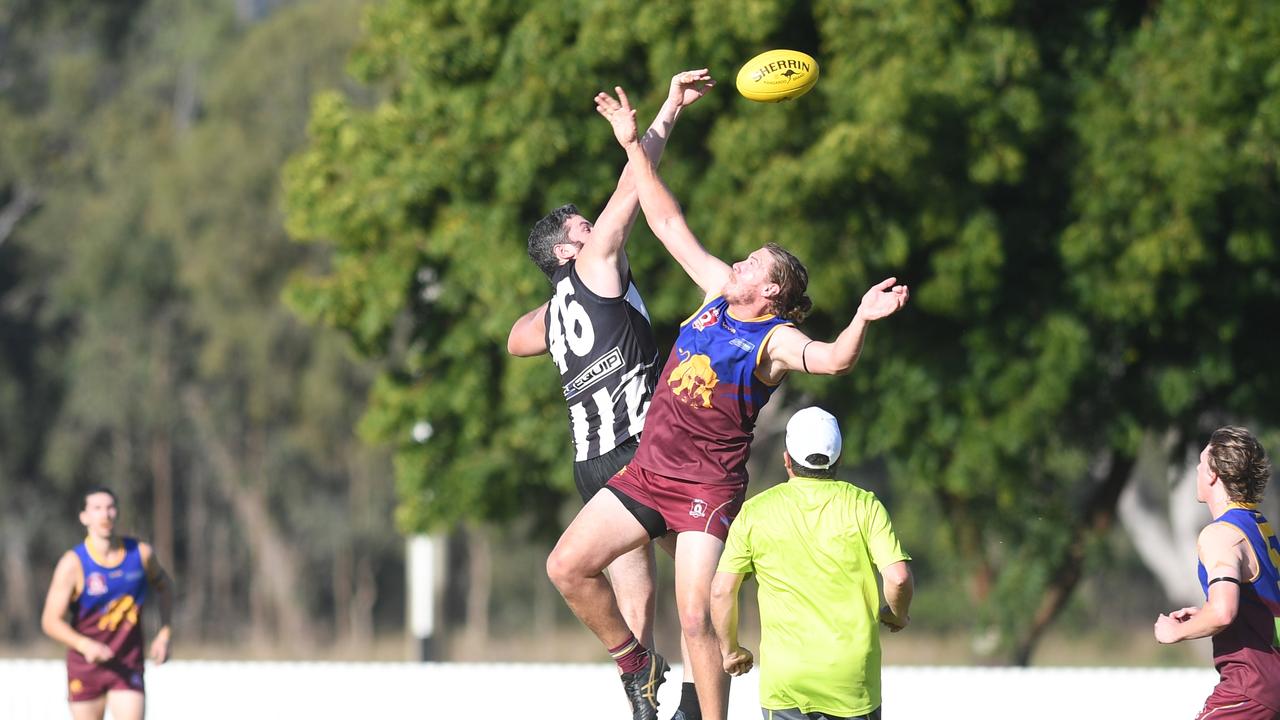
[
  {"xmin": 1155, "ymin": 523, "xmax": 1249, "ymax": 643},
  {"xmin": 878, "ymin": 560, "xmax": 914, "ymax": 632},
  {"xmin": 141, "ymin": 543, "xmax": 174, "ymax": 663},
  {"xmin": 710, "ymin": 570, "xmax": 754, "ymax": 676},
  {"xmin": 759, "ymin": 277, "xmax": 910, "ymax": 382},
  {"xmin": 41, "ymin": 552, "xmax": 113, "ymax": 663},
  {"xmin": 507, "ymin": 302, "xmax": 549, "ymax": 357},
  {"xmin": 602, "ymin": 86, "xmax": 731, "ymax": 297},
  {"xmin": 577, "ymin": 70, "xmax": 716, "ymax": 297}
]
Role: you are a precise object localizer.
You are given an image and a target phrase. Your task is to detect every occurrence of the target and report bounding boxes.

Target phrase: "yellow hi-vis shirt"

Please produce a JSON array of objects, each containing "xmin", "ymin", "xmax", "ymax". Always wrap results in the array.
[{"xmin": 717, "ymin": 477, "xmax": 910, "ymax": 717}]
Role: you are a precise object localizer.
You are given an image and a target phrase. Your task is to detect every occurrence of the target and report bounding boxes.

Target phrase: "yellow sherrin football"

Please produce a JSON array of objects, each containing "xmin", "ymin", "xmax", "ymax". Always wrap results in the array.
[{"xmin": 735, "ymin": 49, "xmax": 820, "ymax": 103}]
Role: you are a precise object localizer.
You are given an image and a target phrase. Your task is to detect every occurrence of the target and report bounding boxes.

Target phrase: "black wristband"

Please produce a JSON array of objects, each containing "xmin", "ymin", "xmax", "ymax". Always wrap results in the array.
[
  {"xmin": 802, "ymin": 340, "xmax": 814, "ymax": 373},
  {"xmin": 1208, "ymin": 576, "xmax": 1241, "ymax": 587}
]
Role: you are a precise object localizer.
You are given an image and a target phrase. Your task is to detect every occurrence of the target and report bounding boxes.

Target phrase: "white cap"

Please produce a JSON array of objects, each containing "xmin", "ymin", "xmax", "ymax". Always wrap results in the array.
[{"xmin": 786, "ymin": 406, "xmax": 843, "ymax": 470}]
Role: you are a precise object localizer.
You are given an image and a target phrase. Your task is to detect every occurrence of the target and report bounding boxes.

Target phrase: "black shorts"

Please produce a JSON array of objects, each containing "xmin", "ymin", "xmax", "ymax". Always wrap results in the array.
[{"xmin": 573, "ymin": 435, "xmax": 640, "ymax": 503}]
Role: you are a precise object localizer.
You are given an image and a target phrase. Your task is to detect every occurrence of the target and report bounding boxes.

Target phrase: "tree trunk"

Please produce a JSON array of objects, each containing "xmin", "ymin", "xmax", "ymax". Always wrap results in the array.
[
  {"xmin": 210, "ymin": 517, "xmax": 234, "ymax": 640},
  {"xmin": 1012, "ymin": 452, "xmax": 1137, "ymax": 665},
  {"xmin": 183, "ymin": 464, "xmax": 209, "ymax": 638},
  {"xmin": 0, "ymin": 185, "xmax": 39, "ymax": 248},
  {"xmin": 463, "ymin": 525, "xmax": 492, "ymax": 647},
  {"xmin": 150, "ymin": 431, "xmax": 175, "ymax": 573},
  {"xmin": 333, "ymin": 543, "xmax": 353, "ymax": 644},
  {"xmin": 1, "ymin": 514, "xmax": 34, "ymax": 640},
  {"xmin": 1118, "ymin": 436, "xmax": 1202, "ymax": 606},
  {"xmin": 351, "ymin": 553, "xmax": 378, "ymax": 647},
  {"xmin": 533, "ymin": 566, "xmax": 556, "ymax": 640},
  {"xmin": 182, "ymin": 387, "xmax": 312, "ymax": 650}
]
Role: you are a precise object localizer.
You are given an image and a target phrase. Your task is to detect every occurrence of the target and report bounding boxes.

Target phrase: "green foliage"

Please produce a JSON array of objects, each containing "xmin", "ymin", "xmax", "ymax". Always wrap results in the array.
[
  {"xmin": 284, "ymin": 0, "xmax": 1280, "ymax": 660},
  {"xmin": 1, "ymin": 0, "xmax": 398, "ymax": 645}
]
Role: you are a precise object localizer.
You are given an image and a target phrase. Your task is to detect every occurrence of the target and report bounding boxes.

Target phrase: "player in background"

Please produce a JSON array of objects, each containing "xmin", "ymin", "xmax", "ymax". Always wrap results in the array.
[
  {"xmin": 1155, "ymin": 426, "xmax": 1280, "ymax": 720},
  {"xmin": 544, "ymin": 86, "xmax": 910, "ymax": 720},
  {"xmin": 711, "ymin": 407, "xmax": 913, "ymax": 720},
  {"xmin": 41, "ymin": 486, "xmax": 174, "ymax": 720},
  {"xmin": 508, "ymin": 69, "xmax": 715, "ymax": 720}
]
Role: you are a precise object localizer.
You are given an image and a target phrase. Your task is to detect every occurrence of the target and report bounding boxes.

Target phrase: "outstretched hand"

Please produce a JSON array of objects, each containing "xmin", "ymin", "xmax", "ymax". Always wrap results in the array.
[
  {"xmin": 667, "ymin": 68, "xmax": 715, "ymax": 109},
  {"xmin": 856, "ymin": 277, "xmax": 910, "ymax": 322},
  {"xmin": 595, "ymin": 87, "xmax": 638, "ymax": 148}
]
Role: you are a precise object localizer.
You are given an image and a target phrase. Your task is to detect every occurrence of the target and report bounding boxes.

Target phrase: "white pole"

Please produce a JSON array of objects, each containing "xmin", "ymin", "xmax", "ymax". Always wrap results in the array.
[{"xmin": 407, "ymin": 533, "xmax": 443, "ymax": 660}]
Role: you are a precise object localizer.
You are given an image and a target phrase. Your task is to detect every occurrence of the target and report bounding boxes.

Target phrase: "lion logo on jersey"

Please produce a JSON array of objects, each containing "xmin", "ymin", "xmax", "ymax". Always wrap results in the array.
[
  {"xmin": 98, "ymin": 595, "xmax": 139, "ymax": 632},
  {"xmin": 668, "ymin": 350, "xmax": 718, "ymax": 408}
]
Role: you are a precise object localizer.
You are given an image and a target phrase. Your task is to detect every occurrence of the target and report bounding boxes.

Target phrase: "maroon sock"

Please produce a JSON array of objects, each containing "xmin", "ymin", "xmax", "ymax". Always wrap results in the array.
[{"xmin": 608, "ymin": 635, "xmax": 650, "ymax": 674}]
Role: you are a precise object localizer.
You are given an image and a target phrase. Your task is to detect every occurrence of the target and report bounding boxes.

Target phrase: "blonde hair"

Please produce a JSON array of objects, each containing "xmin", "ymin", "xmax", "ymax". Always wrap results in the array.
[
  {"xmin": 1209, "ymin": 426, "xmax": 1271, "ymax": 504},
  {"xmin": 764, "ymin": 243, "xmax": 812, "ymax": 322}
]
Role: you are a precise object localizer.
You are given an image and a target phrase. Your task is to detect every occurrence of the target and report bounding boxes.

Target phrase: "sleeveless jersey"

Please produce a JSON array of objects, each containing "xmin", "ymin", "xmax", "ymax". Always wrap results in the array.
[
  {"xmin": 1197, "ymin": 506, "xmax": 1280, "ymax": 711},
  {"xmin": 69, "ymin": 538, "xmax": 148, "ymax": 672},
  {"xmin": 546, "ymin": 261, "xmax": 659, "ymax": 462},
  {"xmin": 633, "ymin": 295, "xmax": 792, "ymax": 485}
]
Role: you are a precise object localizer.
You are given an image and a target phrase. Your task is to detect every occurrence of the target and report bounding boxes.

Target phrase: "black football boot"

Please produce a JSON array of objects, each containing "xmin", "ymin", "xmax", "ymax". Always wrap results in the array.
[{"xmin": 619, "ymin": 651, "xmax": 669, "ymax": 720}]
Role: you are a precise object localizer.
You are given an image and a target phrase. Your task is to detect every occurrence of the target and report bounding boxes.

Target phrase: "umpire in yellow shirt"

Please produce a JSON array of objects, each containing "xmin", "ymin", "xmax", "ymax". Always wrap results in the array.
[{"xmin": 710, "ymin": 407, "xmax": 914, "ymax": 720}]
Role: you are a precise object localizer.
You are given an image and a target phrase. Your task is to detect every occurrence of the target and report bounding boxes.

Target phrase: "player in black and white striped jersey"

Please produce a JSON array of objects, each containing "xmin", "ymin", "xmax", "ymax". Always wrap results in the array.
[{"xmin": 508, "ymin": 69, "xmax": 716, "ymax": 720}]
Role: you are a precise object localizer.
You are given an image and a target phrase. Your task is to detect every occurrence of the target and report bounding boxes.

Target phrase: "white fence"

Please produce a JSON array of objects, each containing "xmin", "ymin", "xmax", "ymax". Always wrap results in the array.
[{"xmin": 0, "ymin": 660, "xmax": 1218, "ymax": 719}]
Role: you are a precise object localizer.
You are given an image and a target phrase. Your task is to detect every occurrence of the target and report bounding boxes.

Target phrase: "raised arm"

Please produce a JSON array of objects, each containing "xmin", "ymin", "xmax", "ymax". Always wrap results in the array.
[
  {"xmin": 141, "ymin": 542, "xmax": 174, "ymax": 663},
  {"xmin": 1154, "ymin": 523, "xmax": 1250, "ymax": 643},
  {"xmin": 759, "ymin": 277, "xmax": 910, "ymax": 382},
  {"xmin": 507, "ymin": 302, "xmax": 549, "ymax": 357},
  {"xmin": 602, "ymin": 86, "xmax": 732, "ymax": 297},
  {"xmin": 576, "ymin": 70, "xmax": 716, "ymax": 296}
]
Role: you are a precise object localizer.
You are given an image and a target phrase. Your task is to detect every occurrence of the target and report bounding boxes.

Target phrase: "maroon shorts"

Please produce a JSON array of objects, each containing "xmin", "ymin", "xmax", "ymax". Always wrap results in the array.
[
  {"xmin": 67, "ymin": 662, "xmax": 144, "ymax": 702},
  {"xmin": 606, "ymin": 462, "xmax": 745, "ymax": 542},
  {"xmin": 1195, "ymin": 687, "xmax": 1280, "ymax": 720}
]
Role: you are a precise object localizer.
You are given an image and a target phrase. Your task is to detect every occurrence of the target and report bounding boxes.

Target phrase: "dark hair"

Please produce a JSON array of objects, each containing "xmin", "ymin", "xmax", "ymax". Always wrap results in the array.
[
  {"xmin": 764, "ymin": 243, "xmax": 812, "ymax": 322},
  {"xmin": 81, "ymin": 486, "xmax": 117, "ymax": 511},
  {"xmin": 527, "ymin": 204, "xmax": 581, "ymax": 279},
  {"xmin": 1208, "ymin": 426, "xmax": 1271, "ymax": 504},
  {"xmin": 792, "ymin": 453, "xmax": 837, "ymax": 479}
]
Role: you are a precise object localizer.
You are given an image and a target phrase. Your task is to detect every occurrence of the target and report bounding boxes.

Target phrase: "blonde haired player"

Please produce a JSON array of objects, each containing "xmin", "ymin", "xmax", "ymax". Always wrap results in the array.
[
  {"xmin": 545, "ymin": 85, "xmax": 909, "ymax": 720},
  {"xmin": 1155, "ymin": 427, "xmax": 1280, "ymax": 720},
  {"xmin": 509, "ymin": 69, "xmax": 716, "ymax": 720}
]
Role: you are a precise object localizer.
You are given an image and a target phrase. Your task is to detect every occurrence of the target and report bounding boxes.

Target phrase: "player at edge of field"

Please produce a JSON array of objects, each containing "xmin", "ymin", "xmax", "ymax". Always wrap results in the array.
[
  {"xmin": 508, "ymin": 69, "xmax": 716, "ymax": 720},
  {"xmin": 543, "ymin": 85, "xmax": 910, "ymax": 720},
  {"xmin": 1155, "ymin": 426, "xmax": 1280, "ymax": 720},
  {"xmin": 42, "ymin": 486, "xmax": 174, "ymax": 720}
]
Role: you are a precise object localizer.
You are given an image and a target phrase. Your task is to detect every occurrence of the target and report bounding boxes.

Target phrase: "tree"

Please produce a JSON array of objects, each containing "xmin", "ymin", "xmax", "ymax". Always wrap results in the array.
[
  {"xmin": 284, "ymin": 0, "xmax": 1280, "ymax": 662},
  {"xmin": 1, "ymin": 0, "xmax": 400, "ymax": 649}
]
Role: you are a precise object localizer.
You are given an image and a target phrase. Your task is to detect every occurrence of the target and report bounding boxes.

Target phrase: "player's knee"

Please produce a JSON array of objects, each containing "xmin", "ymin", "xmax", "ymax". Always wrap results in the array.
[
  {"xmin": 546, "ymin": 546, "xmax": 591, "ymax": 591},
  {"xmin": 545, "ymin": 548, "xmax": 574, "ymax": 591},
  {"xmin": 677, "ymin": 603, "xmax": 714, "ymax": 638}
]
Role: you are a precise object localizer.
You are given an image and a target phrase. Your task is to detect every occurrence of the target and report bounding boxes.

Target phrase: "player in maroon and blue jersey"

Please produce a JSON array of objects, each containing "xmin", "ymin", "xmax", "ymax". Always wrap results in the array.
[
  {"xmin": 42, "ymin": 487, "xmax": 174, "ymax": 720},
  {"xmin": 1155, "ymin": 427, "xmax": 1280, "ymax": 720},
  {"xmin": 508, "ymin": 69, "xmax": 717, "ymax": 720},
  {"xmin": 545, "ymin": 87, "xmax": 909, "ymax": 720}
]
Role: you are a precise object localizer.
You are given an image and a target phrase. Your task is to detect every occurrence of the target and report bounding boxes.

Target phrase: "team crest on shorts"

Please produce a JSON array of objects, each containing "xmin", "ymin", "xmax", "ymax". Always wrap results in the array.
[
  {"xmin": 86, "ymin": 572, "xmax": 108, "ymax": 596},
  {"xmin": 689, "ymin": 499, "xmax": 707, "ymax": 519}
]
